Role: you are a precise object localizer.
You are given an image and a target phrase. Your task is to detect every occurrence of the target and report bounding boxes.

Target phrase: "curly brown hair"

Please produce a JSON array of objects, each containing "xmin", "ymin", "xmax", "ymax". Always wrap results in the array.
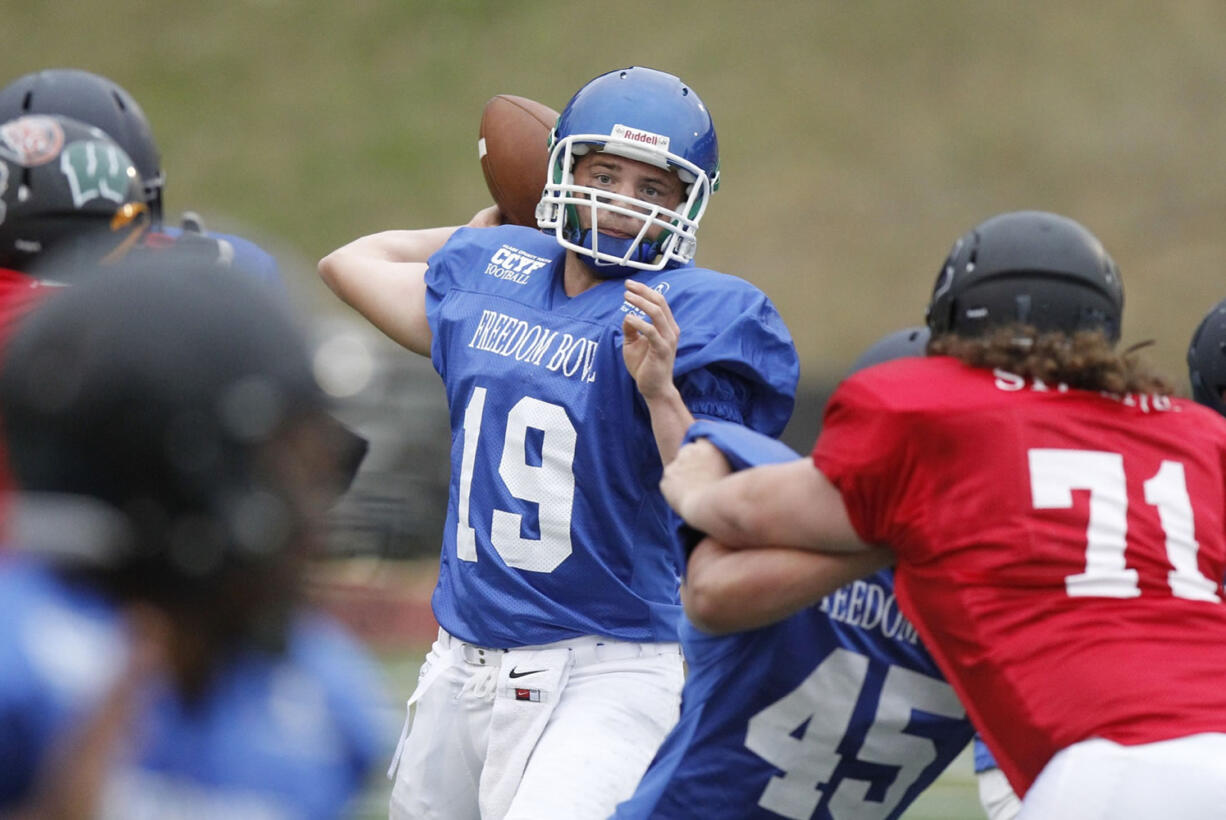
[{"xmin": 927, "ymin": 324, "xmax": 1174, "ymax": 396}]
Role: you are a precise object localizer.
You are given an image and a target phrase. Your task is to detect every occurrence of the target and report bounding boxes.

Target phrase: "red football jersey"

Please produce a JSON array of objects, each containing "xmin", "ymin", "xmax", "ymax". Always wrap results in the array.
[
  {"xmin": 0, "ymin": 267, "xmax": 48, "ymax": 336},
  {"xmin": 0, "ymin": 268, "xmax": 56, "ymax": 515},
  {"xmin": 814, "ymin": 355, "xmax": 1226, "ymax": 795}
]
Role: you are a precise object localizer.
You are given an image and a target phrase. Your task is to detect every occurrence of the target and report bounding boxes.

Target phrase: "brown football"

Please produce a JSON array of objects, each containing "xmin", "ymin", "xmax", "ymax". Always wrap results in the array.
[{"xmin": 478, "ymin": 94, "xmax": 559, "ymax": 227}]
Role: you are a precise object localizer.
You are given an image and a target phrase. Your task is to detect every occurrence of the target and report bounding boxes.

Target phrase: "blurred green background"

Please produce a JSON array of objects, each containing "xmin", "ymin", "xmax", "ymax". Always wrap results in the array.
[
  {"xmin": 7, "ymin": 0, "xmax": 1225, "ymax": 393},
  {"xmin": 8, "ymin": 2, "xmax": 1225, "ymax": 816}
]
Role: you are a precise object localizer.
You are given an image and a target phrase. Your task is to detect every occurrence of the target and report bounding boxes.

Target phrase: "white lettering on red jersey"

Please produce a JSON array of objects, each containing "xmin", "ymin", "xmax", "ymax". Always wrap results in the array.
[{"xmin": 815, "ymin": 356, "xmax": 1226, "ymax": 795}]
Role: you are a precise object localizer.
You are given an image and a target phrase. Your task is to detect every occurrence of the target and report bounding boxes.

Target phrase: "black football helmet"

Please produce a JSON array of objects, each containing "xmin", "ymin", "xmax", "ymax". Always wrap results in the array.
[
  {"xmin": 0, "ymin": 69, "xmax": 164, "ymax": 223},
  {"xmin": 0, "ymin": 259, "xmax": 330, "ymax": 653},
  {"xmin": 1188, "ymin": 297, "xmax": 1226, "ymax": 417},
  {"xmin": 926, "ymin": 211, "xmax": 1124, "ymax": 343},
  {"xmin": 847, "ymin": 326, "xmax": 930, "ymax": 376},
  {"xmin": 0, "ymin": 114, "xmax": 149, "ymax": 276}
]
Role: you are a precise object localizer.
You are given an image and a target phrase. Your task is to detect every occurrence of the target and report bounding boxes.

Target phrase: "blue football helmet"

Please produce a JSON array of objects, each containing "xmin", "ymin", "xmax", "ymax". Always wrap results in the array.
[{"xmin": 536, "ymin": 66, "xmax": 719, "ymax": 277}]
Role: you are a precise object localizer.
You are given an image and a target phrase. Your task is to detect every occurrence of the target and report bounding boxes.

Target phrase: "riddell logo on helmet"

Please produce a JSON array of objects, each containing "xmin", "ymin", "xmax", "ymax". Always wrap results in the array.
[{"xmin": 611, "ymin": 125, "xmax": 670, "ymax": 152}]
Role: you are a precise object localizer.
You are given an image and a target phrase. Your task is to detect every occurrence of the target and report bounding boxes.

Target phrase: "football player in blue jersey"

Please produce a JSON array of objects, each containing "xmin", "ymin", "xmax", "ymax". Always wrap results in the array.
[
  {"xmin": 0, "ymin": 68, "xmax": 283, "ymax": 290},
  {"xmin": 0, "ymin": 257, "xmax": 389, "ymax": 818},
  {"xmin": 615, "ymin": 327, "xmax": 976, "ymax": 820},
  {"xmin": 319, "ymin": 65, "xmax": 799, "ymax": 819}
]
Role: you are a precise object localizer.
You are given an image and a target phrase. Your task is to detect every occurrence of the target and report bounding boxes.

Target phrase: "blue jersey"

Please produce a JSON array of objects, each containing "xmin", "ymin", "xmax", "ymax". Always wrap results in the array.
[
  {"xmin": 425, "ymin": 226, "xmax": 798, "ymax": 647},
  {"xmin": 160, "ymin": 225, "xmax": 285, "ymax": 293},
  {"xmin": 0, "ymin": 559, "xmax": 390, "ymax": 818},
  {"xmin": 973, "ymin": 735, "xmax": 998, "ymax": 773},
  {"xmin": 615, "ymin": 421, "xmax": 974, "ymax": 820}
]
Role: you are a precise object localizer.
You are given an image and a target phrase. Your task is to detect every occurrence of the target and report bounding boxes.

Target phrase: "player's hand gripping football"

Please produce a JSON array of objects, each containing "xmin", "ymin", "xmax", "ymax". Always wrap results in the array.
[
  {"xmin": 467, "ymin": 204, "xmax": 504, "ymax": 228},
  {"xmin": 621, "ymin": 279, "xmax": 681, "ymax": 403}
]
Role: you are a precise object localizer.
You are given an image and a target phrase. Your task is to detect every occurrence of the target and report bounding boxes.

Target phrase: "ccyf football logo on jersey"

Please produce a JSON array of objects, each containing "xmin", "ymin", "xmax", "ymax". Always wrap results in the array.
[{"xmin": 484, "ymin": 244, "xmax": 549, "ymax": 285}]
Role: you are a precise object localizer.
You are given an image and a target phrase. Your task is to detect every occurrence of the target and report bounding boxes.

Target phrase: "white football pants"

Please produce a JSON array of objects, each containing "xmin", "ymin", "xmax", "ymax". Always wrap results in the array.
[
  {"xmin": 388, "ymin": 628, "xmax": 683, "ymax": 820},
  {"xmin": 1019, "ymin": 733, "xmax": 1226, "ymax": 819},
  {"xmin": 977, "ymin": 766, "xmax": 1021, "ymax": 820}
]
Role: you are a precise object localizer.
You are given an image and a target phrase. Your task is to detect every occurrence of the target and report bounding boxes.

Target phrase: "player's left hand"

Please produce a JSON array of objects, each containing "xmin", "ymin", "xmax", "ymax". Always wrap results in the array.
[
  {"xmin": 622, "ymin": 279, "xmax": 680, "ymax": 402},
  {"xmin": 661, "ymin": 438, "xmax": 731, "ymax": 519}
]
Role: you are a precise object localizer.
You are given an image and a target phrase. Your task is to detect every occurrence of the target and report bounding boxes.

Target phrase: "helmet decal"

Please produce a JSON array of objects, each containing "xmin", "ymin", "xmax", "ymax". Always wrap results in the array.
[
  {"xmin": 0, "ymin": 70, "xmax": 165, "ymax": 223},
  {"xmin": 606, "ymin": 124, "xmax": 672, "ymax": 167},
  {"xmin": 0, "ymin": 114, "xmax": 148, "ymax": 274},
  {"xmin": 60, "ymin": 139, "xmax": 140, "ymax": 207},
  {"xmin": 0, "ymin": 115, "xmax": 66, "ymax": 166}
]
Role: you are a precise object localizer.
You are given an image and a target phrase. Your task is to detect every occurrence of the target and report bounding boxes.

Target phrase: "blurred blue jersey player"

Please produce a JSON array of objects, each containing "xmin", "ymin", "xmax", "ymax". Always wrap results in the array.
[
  {"xmin": 0, "ymin": 261, "xmax": 388, "ymax": 817},
  {"xmin": 0, "ymin": 562, "xmax": 388, "ymax": 817},
  {"xmin": 0, "ymin": 68, "xmax": 284, "ymax": 292},
  {"xmin": 320, "ymin": 66, "xmax": 798, "ymax": 819},
  {"xmin": 616, "ymin": 329, "xmax": 974, "ymax": 820}
]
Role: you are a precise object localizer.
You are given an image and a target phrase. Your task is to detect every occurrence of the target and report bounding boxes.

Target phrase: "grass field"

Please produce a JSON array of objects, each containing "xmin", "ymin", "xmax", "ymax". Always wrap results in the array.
[
  {"xmin": 6, "ymin": 2, "xmax": 1226, "ymax": 386},
  {"xmin": 348, "ymin": 643, "xmax": 985, "ymax": 819}
]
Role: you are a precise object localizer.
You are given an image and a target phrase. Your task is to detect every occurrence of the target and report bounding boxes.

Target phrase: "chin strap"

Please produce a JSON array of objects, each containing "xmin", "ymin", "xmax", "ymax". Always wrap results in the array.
[{"xmin": 567, "ymin": 227, "xmax": 669, "ymax": 279}]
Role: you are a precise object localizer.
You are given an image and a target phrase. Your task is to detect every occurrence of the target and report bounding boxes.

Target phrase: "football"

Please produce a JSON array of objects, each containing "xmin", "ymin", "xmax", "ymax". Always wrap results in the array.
[{"xmin": 478, "ymin": 94, "xmax": 559, "ymax": 227}]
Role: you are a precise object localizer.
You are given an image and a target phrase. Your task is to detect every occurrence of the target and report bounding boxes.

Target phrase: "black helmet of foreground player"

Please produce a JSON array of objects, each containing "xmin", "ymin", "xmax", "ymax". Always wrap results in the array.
[
  {"xmin": 1188, "ymin": 298, "xmax": 1226, "ymax": 417},
  {"xmin": 926, "ymin": 210, "xmax": 1124, "ymax": 343},
  {"xmin": 0, "ymin": 68, "xmax": 164, "ymax": 224},
  {"xmin": 0, "ymin": 114, "xmax": 149, "ymax": 275},
  {"xmin": 0, "ymin": 259, "xmax": 332, "ymax": 658}
]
